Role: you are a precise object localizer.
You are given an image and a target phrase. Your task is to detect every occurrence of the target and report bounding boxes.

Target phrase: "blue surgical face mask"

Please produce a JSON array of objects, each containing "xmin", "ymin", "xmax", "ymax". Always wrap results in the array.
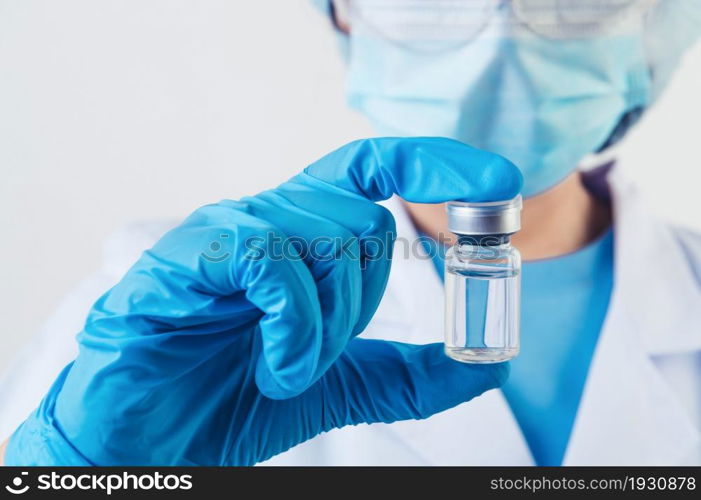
[{"xmin": 345, "ymin": 5, "xmax": 653, "ymax": 196}]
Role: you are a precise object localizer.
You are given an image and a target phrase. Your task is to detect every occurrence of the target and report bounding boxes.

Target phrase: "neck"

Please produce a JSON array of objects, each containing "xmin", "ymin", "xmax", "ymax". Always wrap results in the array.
[{"xmin": 404, "ymin": 171, "xmax": 612, "ymax": 261}]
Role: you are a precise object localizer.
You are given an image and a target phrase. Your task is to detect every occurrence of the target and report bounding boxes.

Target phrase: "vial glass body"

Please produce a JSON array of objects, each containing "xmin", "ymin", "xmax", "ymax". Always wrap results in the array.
[{"xmin": 444, "ymin": 237, "xmax": 521, "ymax": 363}]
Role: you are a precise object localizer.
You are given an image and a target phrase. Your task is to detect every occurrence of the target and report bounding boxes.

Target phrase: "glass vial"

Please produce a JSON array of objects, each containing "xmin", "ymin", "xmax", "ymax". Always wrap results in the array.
[{"xmin": 444, "ymin": 197, "xmax": 522, "ymax": 364}]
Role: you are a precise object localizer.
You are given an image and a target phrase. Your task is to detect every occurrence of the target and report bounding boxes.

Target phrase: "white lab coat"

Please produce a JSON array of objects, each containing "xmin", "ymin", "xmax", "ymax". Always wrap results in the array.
[{"xmin": 1, "ymin": 164, "xmax": 700, "ymax": 465}]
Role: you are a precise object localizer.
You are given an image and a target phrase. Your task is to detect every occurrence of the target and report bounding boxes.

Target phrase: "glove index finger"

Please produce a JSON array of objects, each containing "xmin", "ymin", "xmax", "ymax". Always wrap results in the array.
[{"xmin": 302, "ymin": 137, "xmax": 522, "ymax": 204}]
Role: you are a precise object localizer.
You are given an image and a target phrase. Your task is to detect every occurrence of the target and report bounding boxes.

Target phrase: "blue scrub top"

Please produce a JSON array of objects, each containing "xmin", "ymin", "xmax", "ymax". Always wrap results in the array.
[{"xmin": 421, "ymin": 227, "xmax": 614, "ymax": 466}]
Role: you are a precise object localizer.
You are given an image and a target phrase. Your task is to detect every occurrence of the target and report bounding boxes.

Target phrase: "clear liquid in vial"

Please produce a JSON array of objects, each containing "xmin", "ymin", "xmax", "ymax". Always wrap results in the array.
[{"xmin": 444, "ymin": 264, "xmax": 520, "ymax": 363}]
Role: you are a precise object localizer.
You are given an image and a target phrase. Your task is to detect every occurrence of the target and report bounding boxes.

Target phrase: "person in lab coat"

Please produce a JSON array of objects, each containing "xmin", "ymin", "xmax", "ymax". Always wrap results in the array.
[{"xmin": 2, "ymin": 0, "xmax": 701, "ymax": 465}]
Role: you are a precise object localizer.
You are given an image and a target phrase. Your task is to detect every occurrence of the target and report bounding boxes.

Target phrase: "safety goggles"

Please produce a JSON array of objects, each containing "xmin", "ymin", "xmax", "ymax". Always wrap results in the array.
[{"xmin": 333, "ymin": 0, "xmax": 658, "ymax": 41}]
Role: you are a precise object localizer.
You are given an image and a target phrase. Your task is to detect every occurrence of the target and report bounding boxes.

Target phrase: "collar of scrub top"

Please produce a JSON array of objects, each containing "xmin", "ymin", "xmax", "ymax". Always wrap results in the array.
[{"xmin": 383, "ymin": 156, "xmax": 701, "ymax": 357}]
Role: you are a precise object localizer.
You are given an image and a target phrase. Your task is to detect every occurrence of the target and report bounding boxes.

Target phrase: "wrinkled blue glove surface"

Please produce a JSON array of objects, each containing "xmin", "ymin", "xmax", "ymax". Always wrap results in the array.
[{"xmin": 6, "ymin": 138, "xmax": 521, "ymax": 466}]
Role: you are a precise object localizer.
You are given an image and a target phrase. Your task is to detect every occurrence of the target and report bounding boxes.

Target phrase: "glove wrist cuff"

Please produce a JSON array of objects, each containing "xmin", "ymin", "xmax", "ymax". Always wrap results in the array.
[{"xmin": 5, "ymin": 371, "xmax": 93, "ymax": 466}]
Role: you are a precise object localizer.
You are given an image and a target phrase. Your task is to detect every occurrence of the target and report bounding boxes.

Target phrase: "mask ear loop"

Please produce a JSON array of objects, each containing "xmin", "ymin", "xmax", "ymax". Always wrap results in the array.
[{"xmin": 344, "ymin": 0, "xmax": 500, "ymax": 54}]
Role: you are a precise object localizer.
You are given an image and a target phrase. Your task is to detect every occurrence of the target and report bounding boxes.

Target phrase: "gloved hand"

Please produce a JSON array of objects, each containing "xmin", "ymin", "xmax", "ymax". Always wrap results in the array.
[{"xmin": 5, "ymin": 137, "xmax": 521, "ymax": 466}]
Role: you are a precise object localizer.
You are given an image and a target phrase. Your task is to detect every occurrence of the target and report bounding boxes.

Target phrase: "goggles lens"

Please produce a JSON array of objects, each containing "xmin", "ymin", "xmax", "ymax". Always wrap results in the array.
[
  {"xmin": 338, "ymin": 0, "xmax": 656, "ymax": 41},
  {"xmin": 513, "ymin": 0, "xmax": 656, "ymax": 37}
]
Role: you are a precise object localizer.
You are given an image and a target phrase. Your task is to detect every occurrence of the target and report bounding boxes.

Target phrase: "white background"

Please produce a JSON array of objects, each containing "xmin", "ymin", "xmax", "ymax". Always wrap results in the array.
[{"xmin": 0, "ymin": 0, "xmax": 700, "ymax": 371}]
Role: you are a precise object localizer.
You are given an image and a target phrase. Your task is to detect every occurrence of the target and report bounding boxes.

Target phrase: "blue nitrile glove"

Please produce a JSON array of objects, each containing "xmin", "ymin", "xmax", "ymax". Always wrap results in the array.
[{"xmin": 5, "ymin": 138, "xmax": 521, "ymax": 466}]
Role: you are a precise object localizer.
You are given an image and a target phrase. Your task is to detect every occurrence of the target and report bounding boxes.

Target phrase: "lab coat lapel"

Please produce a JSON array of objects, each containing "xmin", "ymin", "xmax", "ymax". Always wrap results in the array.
[
  {"xmin": 564, "ymin": 167, "xmax": 701, "ymax": 465},
  {"xmin": 564, "ymin": 309, "xmax": 701, "ymax": 464}
]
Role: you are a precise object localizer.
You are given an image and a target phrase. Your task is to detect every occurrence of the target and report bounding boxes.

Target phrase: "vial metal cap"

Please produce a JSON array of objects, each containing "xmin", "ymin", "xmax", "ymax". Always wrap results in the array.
[{"xmin": 446, "ymin": 195, "xmax": 522, "ymax": 236}]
